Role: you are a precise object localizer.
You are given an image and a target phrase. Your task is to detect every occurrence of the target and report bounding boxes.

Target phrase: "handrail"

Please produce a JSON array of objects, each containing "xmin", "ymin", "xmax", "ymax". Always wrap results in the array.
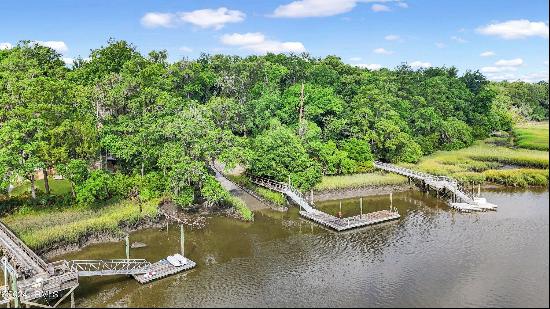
[{"xmin": 0, "ymin": 222, "xmax": 49, "ymax": 274}]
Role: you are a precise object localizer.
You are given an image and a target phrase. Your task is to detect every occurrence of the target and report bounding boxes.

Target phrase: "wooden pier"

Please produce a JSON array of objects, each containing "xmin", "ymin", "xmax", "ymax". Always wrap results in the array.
[
  {"xmin": 300, "ymin": 209, "xmax": 400, "ymax": 231},
  {"xmin": 373, "ymin": 161, "xmax": 497, "ymax": 212},
  {"xmin": 133, "ymin": 259, "xmax": 196, "ymax": 284},
  {"xmin": 250, "ymin": 176, "xmax": 400, "ymax": 231},
  {"xmin": 0, "ymin": 219, "xmax": 196, "ymax": 307}
]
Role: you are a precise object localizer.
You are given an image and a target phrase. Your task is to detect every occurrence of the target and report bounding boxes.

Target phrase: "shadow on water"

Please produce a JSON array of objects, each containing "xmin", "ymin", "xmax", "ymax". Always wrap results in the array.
[{"xmin": 55, "ymin": 188, "xmax": 549, "ymax": 307}]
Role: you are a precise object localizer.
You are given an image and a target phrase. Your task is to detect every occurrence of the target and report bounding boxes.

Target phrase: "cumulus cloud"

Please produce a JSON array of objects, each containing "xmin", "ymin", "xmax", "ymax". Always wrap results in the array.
[
  {"xmin": 355, "ymin": 63, "xmax": 382, "ymax": 71},
  {"xmin": 385, "ymin": 34, "xmax": 400, "ymax": 41},
  {"xmin": 409, "ymin": 61, "xmax": 431, "ymax": 69},
  {"xmin": 349, "ymin": 56, "xmax": 362, "ymax": 61},
  {"xmin": 477, "ymin": 19, "xmax": 549, "ymax": 39},
  {"xmin": 179, "ymin": 7, "xmax": 245, "ymax": 30},
  {"xmin": 62, "ymin": 57, "xmax": 74, "ymax": 65},
  {"xmin": 495, "ymin": 58, "xmax": 523, "ymax": 66},
  {"xmin": 356, "ymin": 63, "xmax": 382, "ymax": 70},
  {"xmin": 484, "ymin": 71, "xmax": 548, "ymax": 82},
  {"xmin": 371, "ymin": 4, "xmax": 391, "ymax": 12},
  {"xmin": 141, "ymin": 8, "xmax": 245, "ymax": 30},
  {"xmin": 451, "ymin": 36, "xmax": 467, "ymax": 43},
  {"xmin": 179, "ymin": 46, "xmax": 193, "ymax": 53},
  {"xmin": 220, "ymin": 32, "xmax": 305, "ymax": 54},
  {"xmin": 141, "ymin": 12, "xmax": 175, "ymax": 28},
  {"xmin": 0, "ymin": 42, "xmax": 12, "ymax": 50},
  {"xmin": 373, "ymin": 47, "xmax": 393, "ymax": 55},
  {"xmin": 397, "ymin": 2, "xmax": 409, "ymax": 8},
  {"xmin": 435, "ymin": 42, "xmax": 446, "ymax": 48},
  {"xmin": 34, "ymin": 41, "xmax": 68, "ymax": 53},
  {"xmin": 481, "ymin": 66, "xmax": 517, "ymax": 73},
  {"xmin": 221, "ymin": 32, "xmax": 266, "ymax": 45},
  {"xmin": 272, "ymin": 0, "xmax": 357, "ymax": 18},
  {"xmin": 480, "ymin": 51, "xmax": 495, "ymax": 57},
  {"xmin": 271, "ymin": 0, "xmax": 402, "ymax": 18}
]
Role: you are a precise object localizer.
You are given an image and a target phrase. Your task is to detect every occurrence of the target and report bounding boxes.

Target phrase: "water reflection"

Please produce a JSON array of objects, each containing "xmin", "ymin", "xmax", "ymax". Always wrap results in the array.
[{"xmin": 56, "ymin": 188, "xmax": 549, "ymax": 307}]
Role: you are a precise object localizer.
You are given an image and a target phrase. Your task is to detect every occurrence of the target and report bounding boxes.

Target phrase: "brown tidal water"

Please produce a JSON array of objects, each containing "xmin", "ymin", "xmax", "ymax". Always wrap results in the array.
[{"xmin": 55, "ymin": 187, "xmax": 549, "ymax": 308}]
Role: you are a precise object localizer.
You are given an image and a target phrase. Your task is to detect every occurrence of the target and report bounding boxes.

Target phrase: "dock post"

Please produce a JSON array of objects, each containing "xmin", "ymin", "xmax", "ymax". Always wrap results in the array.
[
  {"xmin": 71, "ymin": 291, "xmax": 75, "ymax": 308},
  {"xmin": 288, "ymin": 175, "xmax": 291, "ymax": 187},
  {"xmin": 125, "ymin": 235, "xmax": 130, "ymax": 260},
  {"xmin": 390, "ymin": 192, "xmax": 393, "ymax": 210},
  {"xmin": 180, "ymin": 224, "xmax": 185, "ymax": 256},
  {"xmin": 11, "ymin": 273, "xmax": 19, "ymax": 309},
  {"xmin": 310, "ymin": 189, "xmax": 313, "ymax": 204},
  {"xmin": 478, "ymin": 184, "xmax": 481, "ymax": 197},
  {"xmin": 360, "ymin": 197, "xmax": 363, "ymax": 217}
]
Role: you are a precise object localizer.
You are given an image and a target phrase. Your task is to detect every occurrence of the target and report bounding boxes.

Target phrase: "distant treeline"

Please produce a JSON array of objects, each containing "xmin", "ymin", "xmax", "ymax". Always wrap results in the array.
[{"xmin": 1, "ymin": 40, "xmax": 548, "ymax": 207}]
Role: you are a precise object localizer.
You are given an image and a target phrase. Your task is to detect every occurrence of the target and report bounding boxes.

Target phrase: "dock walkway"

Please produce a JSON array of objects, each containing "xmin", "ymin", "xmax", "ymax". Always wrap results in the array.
[
  {"xmin": 250, "ymin": 176, "xmax": 400, "ymax": 231},
  {"xmin": 373, "ymin": 161, "xmax": 497, "ymax": 212}
]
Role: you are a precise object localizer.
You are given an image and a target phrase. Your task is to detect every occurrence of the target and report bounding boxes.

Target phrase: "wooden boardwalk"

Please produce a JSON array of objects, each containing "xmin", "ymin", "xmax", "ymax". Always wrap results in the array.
[
  {"xmin": 300, "ymin": 210, "xmax": 401, "ymax": 231},
  {"xmin": 133, "ymin": 259, "xmax": 196, "ymax": 284},
  {"xmin": 250, "ymin": 176, "xmax": 400, "ymax": 231},
  {"xmin": 373, "ymin": 161, "xmax": 497, "ymax": 212}
]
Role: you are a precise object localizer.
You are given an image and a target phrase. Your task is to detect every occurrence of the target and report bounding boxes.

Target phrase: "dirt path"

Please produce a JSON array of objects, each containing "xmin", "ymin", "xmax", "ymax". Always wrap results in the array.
[{"xmin": 212, "ymin": 163, "xmax": 269, "ymax": 211}]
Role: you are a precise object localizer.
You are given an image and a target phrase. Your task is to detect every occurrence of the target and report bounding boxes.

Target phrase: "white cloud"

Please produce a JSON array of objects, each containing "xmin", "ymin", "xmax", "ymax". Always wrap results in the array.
[
  {"xmin": 0, "ymin": 42, "xmax": 12, "ymax": 50},
  {"xmin": 221, "ymin": 32, "xmax": 266, "ymax": 45},
  {"xmin": 397, "ymin": 2, "xmax": 408, "ymax": 8},
  {"xmin": 349, "ymin": 56, "xmax": 362, "ymax": 61},
  {"xmin": 480, "ymin": 51, "xmax": 495, "ymax": 57},
  {"xmin": 272, "ymin": 0, "xmax": 357, "ymax": 18},
  {"xmin": 519, "ymin": 71, "xmax": 549, "ymax": 82},
  {"xmin": 271, "ymin": 0, "xmax": 402, "ymax": 17},
  {"xmin": 371, "ymin": 4, "xmax": 391, "ymax": 12},
  {"xmin": 179, "ymin": 8, "xmax": 245, "ymax": 30},
  {"xmin": 477, "ymin": 19, "xmax": 549, "ymax": 39},
  {"xmin": 356, "ymin": 63, "xmax": 382, "ymax": 70},
  {"xmin": 481, "ymin": 66, "xmax": 517, "ymax": 73},
  {"xmin": 34, "ymin": 41, "xmax": 68, "ymax": 53},
  {"xmin": 484, "ymin": 71, "xmax": 549, "ymax": 82},
  {"xmin": 409, "ymin": 61, "xmax": 432, "ymax": 69},
  {"xmin": 62, "ymin": 57, "xmax": 74, "ymax": 65},
  {"xmin": 179, "ymin": 46, "xmax": 193, "ymax": 53},
  {"xmin": 451, "ymin": 36, "xmax": 467, "ymax": 43},
  {"xmin": 385, "ymin": 34, "xmax": 400, "ymax": 41},
  {"xmin": 373, "ymin": 47, "xmax": 393, "ymax": 55},
  {"xmin": 220, "ymin": 32, "xmax": 305, "ymax": 54},
  {"xmin": 435, "ymin": 42, "xmax": 446, "ymax": 48},
  {"xmin": 495, "ymin": 58, "xmax": 523, "ymax": 67},
  {"xmin": 141, "ymin": 12, "xmax": 176, "ymax": 28}
]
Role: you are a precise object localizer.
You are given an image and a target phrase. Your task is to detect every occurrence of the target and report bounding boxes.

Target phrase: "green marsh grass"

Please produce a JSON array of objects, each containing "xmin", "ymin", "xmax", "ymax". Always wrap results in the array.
[{"xmin": 514, "ymin": 122, "xmax": 549, "ymax": 151}]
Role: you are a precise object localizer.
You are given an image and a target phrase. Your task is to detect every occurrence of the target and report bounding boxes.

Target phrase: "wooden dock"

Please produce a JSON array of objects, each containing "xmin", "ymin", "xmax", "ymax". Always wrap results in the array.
[
  {"xmin": 373, "ymin": 161, "xmax": 498, "ymax": 212},
  {"xmin": 250, "ymin": 176, "xmax": 400, "ymax": 231},
  {"xmin": 133, "ymin": 258, "xmax": 196, "ymax": 284},
  {"xmin": 300, "ymin": 209, "xmax": 400, "ymax": 231}
]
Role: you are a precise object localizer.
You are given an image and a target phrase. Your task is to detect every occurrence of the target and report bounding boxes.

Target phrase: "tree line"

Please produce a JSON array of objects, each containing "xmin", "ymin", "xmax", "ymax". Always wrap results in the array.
[{"xmin": 1, "ymin": 40, "xmax": 547, "ymax": 208}]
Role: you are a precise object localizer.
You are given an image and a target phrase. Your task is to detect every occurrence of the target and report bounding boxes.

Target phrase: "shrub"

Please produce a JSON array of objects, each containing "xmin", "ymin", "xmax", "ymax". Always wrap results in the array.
[
  {"xmin": 483, "ymin": 169, "xmax": 548, "ymax": 187},
  {"xmin": 224, "ymin": 195, "xmax": 253, "ymax": 221}
]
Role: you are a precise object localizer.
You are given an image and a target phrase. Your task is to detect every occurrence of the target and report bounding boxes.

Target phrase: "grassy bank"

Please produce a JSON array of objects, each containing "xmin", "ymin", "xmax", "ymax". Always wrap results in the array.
[
  {"xmin": 513, "ymin": 122, "xmax": 549, "ymax": 151},
  {"xmin": 226, "ymin": 174, "xmax": 287, "ymax": 206},
  {"xmin": 9, "ymin": 177, "xmax": 72, "ymax": 197},
  {"xmin": 2, "ymin": 198, "xmax": 160, "ymax": 251},
  {"xmin": 315, "ymin": 172, "xmax": 407, "ymax": 191},
  {"xmin": 317, "ymin": 124, "xmax": 549, "ymax": 190}
]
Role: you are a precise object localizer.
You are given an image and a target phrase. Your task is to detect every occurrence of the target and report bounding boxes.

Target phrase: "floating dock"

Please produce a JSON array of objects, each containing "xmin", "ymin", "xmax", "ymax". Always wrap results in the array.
[
  {"xmin": 133, "ymin": 258, "xmax": 196, "ymax": 284},
  {"xmin": 300, "ymin": 209, "xmax": 400, "ymax": 231}
]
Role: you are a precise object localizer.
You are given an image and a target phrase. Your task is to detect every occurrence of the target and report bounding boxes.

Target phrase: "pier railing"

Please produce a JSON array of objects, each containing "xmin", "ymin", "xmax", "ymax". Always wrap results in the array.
[{"xmin": 68, "ymin": 259, "xmax": 152, "ymax": 276}]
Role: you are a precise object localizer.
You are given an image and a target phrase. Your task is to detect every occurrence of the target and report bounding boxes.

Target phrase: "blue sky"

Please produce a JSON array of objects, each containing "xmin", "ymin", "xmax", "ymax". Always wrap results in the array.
[{"xmin": 1, "ymin": 0, "xmax": 548, "ymax": 81}]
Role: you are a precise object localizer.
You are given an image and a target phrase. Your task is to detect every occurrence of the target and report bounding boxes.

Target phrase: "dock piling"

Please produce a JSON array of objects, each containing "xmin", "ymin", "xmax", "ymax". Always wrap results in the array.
[
  {"xmin": 125, "ymin": 235, "xmax": 130, "ymax": 260},
  {"xmin": 360, "ymin": 197, "xmax": 363, "ymax": 217},
  {"xmin": 180, "ymin": 224, "xmax": 185, "ymax": 256}
]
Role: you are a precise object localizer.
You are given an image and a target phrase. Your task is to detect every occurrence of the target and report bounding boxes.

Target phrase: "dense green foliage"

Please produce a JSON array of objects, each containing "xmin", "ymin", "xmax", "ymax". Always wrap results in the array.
[{"xmin": 1, "ymin": 39, "xmax": 548, "ymax": 212}]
